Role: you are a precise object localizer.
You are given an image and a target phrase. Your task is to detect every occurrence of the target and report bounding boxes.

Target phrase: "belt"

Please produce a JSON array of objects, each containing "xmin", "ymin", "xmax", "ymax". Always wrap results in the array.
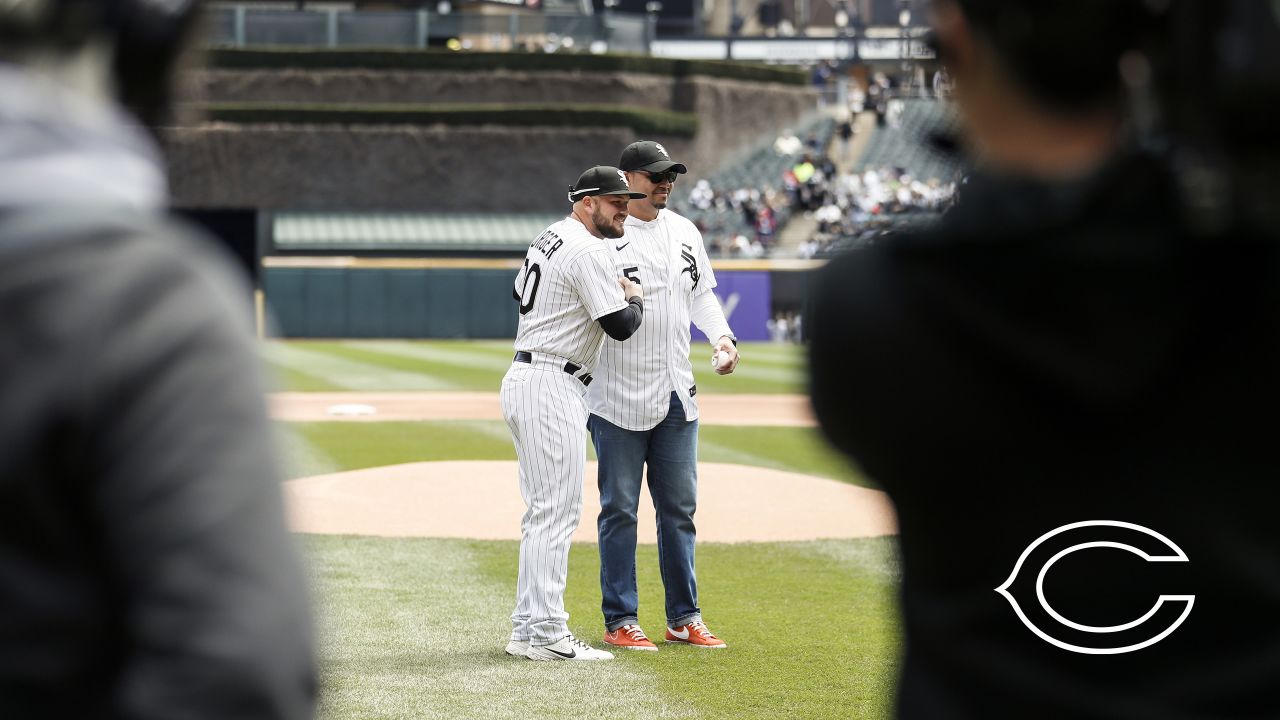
[{"xmin": 514, "ymin": 351, "xmax": 593, "ymax": 387}]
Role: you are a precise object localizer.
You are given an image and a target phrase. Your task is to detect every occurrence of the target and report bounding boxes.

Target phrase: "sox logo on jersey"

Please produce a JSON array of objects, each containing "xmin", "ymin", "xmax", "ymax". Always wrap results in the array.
[
  {"xmin": 501, "ymin": 215, "xmax": 627, "ymax": 648},
  {"xmin": 680, "ymin": 243, "xmax": 700, "ymax": 288}
]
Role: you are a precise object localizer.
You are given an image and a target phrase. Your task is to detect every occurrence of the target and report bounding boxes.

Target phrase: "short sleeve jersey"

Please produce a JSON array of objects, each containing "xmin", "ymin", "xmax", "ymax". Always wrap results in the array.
[
  {"xmin": 512, "ymin": 216, "xmax": 629, "ymax": 370},
  {"xmin": 587, "ymin": 208, "xmax": 720, "ymax": 430}
]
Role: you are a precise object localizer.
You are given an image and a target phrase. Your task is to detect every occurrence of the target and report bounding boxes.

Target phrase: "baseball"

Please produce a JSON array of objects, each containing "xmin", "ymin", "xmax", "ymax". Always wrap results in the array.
[{"xmin": 712, "ymin": 350, "xmax": 728, "ymax": 369}]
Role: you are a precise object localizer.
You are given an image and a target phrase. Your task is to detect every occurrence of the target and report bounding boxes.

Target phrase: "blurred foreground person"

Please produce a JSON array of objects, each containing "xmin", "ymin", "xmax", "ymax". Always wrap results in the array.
[
  {"xmin": 0, "ymin": 1, "xmax": 316, "ymax": 717},
  {"xmin": 809, "ymin": 0, "xmax": 1280, "ymax": 717}
]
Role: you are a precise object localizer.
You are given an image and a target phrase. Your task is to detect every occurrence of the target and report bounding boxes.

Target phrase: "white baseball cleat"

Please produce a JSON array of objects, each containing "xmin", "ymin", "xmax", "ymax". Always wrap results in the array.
[
  {"xmin": 505, "ymin": 640, "xmax": 530, "ymax": 656},
  {"xmin": 526, "ymin": 634, "xmax": 614, "ymax": 661}
]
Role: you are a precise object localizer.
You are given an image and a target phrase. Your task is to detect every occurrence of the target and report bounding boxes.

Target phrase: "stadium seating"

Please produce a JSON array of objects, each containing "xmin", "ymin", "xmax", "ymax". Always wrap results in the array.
[
  {"xmin": 272, "ymin": 212, "xmax": 563, "ymax": 254},
  {"xmin": 268, "ymin": 112, "xmax": 845, "ymax": 257},
  {"xmin": 854, "ymin": 98, "xmax": 962, "ymax": 183},
  {"xmin": 673, "ymin": 112, "xmax": 836, "ymax": 242}
]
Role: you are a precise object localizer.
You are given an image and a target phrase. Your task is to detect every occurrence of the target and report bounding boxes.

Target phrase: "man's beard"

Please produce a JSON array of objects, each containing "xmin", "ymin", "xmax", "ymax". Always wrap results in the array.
[{"xmin": 594, "ymin": 211, "xmax": 623, "ymax": 238}]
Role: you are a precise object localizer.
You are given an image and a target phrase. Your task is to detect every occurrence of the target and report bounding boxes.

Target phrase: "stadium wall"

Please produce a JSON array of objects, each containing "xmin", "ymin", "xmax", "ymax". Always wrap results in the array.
[
  {"xmin": 191, "ymin": 69, "xmax": 690, "ymax": 108},
  {"xmin": 167, "ymin": 72, "xmax": 818, "ymax": 212},
  {"xmin": 261, "ymin": 262, "xmax": 818, "ymax": 339}
]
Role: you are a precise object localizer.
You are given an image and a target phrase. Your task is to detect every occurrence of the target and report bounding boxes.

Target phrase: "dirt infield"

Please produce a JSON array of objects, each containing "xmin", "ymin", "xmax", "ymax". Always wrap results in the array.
[
  {"xmin": 269, "ymin": 392, "xmax": 816, "ymax": 426},
  {"xmin": 285, "ymin": 461, "xmax": 896, "ymax": 542},
  {"xmin": 276, "ymin": 391, "xmax": 898, "ymax": 541}
]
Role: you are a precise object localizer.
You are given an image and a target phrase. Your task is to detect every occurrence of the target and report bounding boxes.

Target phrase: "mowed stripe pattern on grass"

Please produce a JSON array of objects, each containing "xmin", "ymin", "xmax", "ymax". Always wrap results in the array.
[
  {"xmin": 262, "ymin": 340, "xmax": 807, "ymax": 394},
  {"xmin": 309, "ymin": 534, "xmax": 900, "ymax": 720},
  {"xmin": 311, "ymin": 535, "xmax": 697, "ymax": 720},
  {"xmin": 278, "ymin": 421, "xmax": 869, "ymax": 487}
]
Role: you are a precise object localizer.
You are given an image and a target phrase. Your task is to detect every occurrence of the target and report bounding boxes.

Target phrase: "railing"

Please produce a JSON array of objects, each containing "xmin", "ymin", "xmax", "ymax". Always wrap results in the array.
[
  {"xmin": 206, "ymin": 5, "xmax": 650, "ymax": 54},
  {"xmin": 650, "ymin": 29, "xmax": 935, "ymax": 64}
]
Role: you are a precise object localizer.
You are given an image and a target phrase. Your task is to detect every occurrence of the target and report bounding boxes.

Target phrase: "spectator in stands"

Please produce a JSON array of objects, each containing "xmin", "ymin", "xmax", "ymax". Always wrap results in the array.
[
  {"xmin": 689, "ymin": 179, "xmax": 714, "ymax": 211},
  {"xmin": 733, "ymin": 233, "xmax": 764, "ymax": 258},
  {"xmin": 803, "ymin": 162, "xmax": 957, "ymax": 255},
  {"xmin": 811, "ymin": 61, "xmax": 833, "ymax": 106},
  {"xmin": 814, "ymin": 200, "xmax": 843, "ymax": 228},
  {"xmin": 774, "ymin": 128, "xmax": 803, "ymax": 157},
  {"xmin": 0, "ymin": 1, "xmax": 317, "ymax": 719},
  {"xmin": 754, "ymin": 204, "xmax": 777, "ymax": 247},
  {"xmin": 768, "ymin": 313, "xmax": 788, "ymax": 343},
  {"xmin": 910, "ymin": 66, "xmax": 929, "ymax": 98},
  {"xmin": 817, "ymin": 155, "xmax": 837, "ymax": 182},
  {"xmin": 932, "ymin": 67, "xmax": 953, "ymax": 98},
  {"xmin": 792, "ymin": 155, "xmax": 816, "ymax": 185},
  {"xmin": 757, "ymin": 0, "xmax": 781, "ymax": 36},
  {"xmin": 739, "ymin": 193, "xmax": 759, "ymax": 229},
  {"xmin": 887, "ymin": 97, "xmax": 905, "ymax": 129},
  {"xmin": 838, "ymin": 116, "xmax": 855, "ymax": 160},
  {"xmin": 850, "ymin": 83, "xmax": 867, "ymax": 113}
]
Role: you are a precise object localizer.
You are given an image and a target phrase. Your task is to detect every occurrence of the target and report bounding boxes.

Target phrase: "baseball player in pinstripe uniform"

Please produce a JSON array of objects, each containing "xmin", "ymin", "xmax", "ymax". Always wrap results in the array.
[
  {"xmin": 587, "ymin": 141, "xmax": 740, "ymax": 652},
  {"xmin": 502, "ymin": 166, "xmax": 646, "ymax": 662}
]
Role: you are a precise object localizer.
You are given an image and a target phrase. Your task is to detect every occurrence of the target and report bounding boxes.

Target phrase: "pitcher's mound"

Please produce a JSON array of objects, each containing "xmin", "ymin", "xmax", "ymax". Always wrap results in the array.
[{"xmin": 285, "ymin": 461, "xmax": 896, "ymax": 542}]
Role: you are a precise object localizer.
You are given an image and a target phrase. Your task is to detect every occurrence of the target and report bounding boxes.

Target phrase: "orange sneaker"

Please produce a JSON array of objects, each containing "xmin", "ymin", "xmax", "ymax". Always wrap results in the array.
[
  {"xmin": 604, "ymin": 624, "xmax": 658, "ymax": 651},
  {"xmin": 665, "ymin": 620, "xmax": 727, "ymax": 648}
]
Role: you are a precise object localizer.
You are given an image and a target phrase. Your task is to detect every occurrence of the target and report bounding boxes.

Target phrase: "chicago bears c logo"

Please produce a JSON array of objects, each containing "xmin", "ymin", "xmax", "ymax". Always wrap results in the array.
[{"xmin": 996, "ymin": 520, "xmax": 1194, "ymax": 655}]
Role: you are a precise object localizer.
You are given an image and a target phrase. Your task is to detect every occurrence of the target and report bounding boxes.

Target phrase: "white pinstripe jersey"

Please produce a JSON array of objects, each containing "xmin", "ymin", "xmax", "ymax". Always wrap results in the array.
[
  {"xmin": 587, "ymin": 208, "xmax": 725, "ymax": 431},
  {"xmin": 511, "ymin": 216, "xmax": 628, "ymax": 370}
]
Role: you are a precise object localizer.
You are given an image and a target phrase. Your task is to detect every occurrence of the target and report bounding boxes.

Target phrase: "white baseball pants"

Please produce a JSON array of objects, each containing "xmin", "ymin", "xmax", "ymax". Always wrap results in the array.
[{"xmin": 500, "ymin": 359, "xmax": 589, "ymax": 645}]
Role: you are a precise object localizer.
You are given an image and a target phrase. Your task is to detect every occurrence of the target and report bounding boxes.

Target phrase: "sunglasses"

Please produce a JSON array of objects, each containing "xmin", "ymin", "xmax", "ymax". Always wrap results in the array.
[{"xmin": 644, "ymin": 171, "xmax": 679, "ymax": 184}]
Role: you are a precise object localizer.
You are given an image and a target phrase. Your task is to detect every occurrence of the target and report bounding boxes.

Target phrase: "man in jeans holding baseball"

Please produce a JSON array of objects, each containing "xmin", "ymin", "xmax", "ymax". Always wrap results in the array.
[{"xmin": 588, "ymin": 140, "xmax": 739, "ymax": 652}]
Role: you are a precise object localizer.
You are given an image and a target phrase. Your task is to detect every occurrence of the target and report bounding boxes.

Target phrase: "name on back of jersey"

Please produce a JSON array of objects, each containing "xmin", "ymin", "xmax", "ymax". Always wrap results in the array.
[{"xmin": 530, "ymin": 229, "xmax": 564, "ymax": 260}]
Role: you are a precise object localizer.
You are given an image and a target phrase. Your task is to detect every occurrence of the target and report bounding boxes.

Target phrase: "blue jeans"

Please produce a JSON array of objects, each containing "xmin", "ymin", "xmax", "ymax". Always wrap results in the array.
[{"xmin": 589, "ymin": 392, "xmax": 701, "ymax": 632}]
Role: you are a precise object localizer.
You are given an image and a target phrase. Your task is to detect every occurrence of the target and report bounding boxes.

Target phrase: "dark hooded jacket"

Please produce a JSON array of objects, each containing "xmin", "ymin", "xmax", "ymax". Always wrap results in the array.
[{"xmin": 808, "ymin": 151, "xmax": 1280, "ymax": 719}]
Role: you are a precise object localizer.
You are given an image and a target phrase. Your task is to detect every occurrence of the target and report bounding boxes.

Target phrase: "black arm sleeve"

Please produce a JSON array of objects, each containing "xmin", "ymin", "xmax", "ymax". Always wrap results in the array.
[{"xmin": 597, "ymin": 296, "xmax": 644, "ymax": 341}]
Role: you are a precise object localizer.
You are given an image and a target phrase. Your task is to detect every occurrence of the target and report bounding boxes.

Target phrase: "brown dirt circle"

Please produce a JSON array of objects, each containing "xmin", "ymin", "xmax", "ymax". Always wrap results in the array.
[
  {"xmin": 285, "ymin": 461, "xmax": 897, "ymax": 542},
  {"xmin": 274, "ymin": 392, "xmax": 898, "ymax": 541}
]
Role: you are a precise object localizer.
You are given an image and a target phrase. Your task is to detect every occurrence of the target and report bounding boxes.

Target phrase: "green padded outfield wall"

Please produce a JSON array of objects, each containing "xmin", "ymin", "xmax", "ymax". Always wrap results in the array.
[
  {"xmin": 263, "ymin": 262, "xmax": 815, "ymax": 339},
  {"xmin": 264, "ymin": 268, "xmax": 520, "ymax": 338}
]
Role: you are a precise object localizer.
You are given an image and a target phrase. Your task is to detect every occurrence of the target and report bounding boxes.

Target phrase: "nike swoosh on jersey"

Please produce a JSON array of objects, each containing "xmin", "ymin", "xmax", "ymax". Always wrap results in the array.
[
  {"xmin": 615, "ymin": 242, "xmax": 630, "ymax": 251},
  {"xmin": 669, "ymin": 627, "xmax": 690, "ymax": 640}
]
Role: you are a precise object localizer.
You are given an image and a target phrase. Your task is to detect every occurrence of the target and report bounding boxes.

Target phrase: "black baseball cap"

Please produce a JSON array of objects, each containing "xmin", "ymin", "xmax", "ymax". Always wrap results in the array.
[
  {"xmin": 567, "ymin": 166, "xmax": 647, "ymax": 202},
  {"xmin": 619, "ymin": 141, "xmax": 688, "ymax": 174}
]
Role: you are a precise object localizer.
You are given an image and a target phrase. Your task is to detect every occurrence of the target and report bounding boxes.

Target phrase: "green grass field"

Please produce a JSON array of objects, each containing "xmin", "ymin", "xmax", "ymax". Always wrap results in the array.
[
  {"xmin": 263, "ymin": 340, "xmax": 808, "ymax": 394},
  {"xmin": 268, "ymin": 340, "xmax": 902, "ymax": 719},
  {"xmin": 278, "ymin": 421, "xmax": 867, "ymax": 487},
  {"xmin": 311, "ymin": 536, "xmax": 901, "ymax": 720}
]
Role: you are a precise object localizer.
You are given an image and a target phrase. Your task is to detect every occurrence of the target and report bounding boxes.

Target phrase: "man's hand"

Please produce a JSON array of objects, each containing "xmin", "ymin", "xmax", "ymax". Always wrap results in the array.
[
  {"xmin": 712, "ymin": 336, "xmax": 739, "ymax": 375},
  {"xmin": 618, "ymin": 277, "xmax": 643, "ymax": 301}
]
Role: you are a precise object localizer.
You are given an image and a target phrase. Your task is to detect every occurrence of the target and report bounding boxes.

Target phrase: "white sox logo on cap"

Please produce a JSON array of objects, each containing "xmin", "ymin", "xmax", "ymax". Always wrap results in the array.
[
  {"xmin": 654, "ymin": 143, "xmax": 670, "ymax": 159},
  {"xmin": 618, "ymin": 170, "xmax": 629, "ymax": 187}
]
